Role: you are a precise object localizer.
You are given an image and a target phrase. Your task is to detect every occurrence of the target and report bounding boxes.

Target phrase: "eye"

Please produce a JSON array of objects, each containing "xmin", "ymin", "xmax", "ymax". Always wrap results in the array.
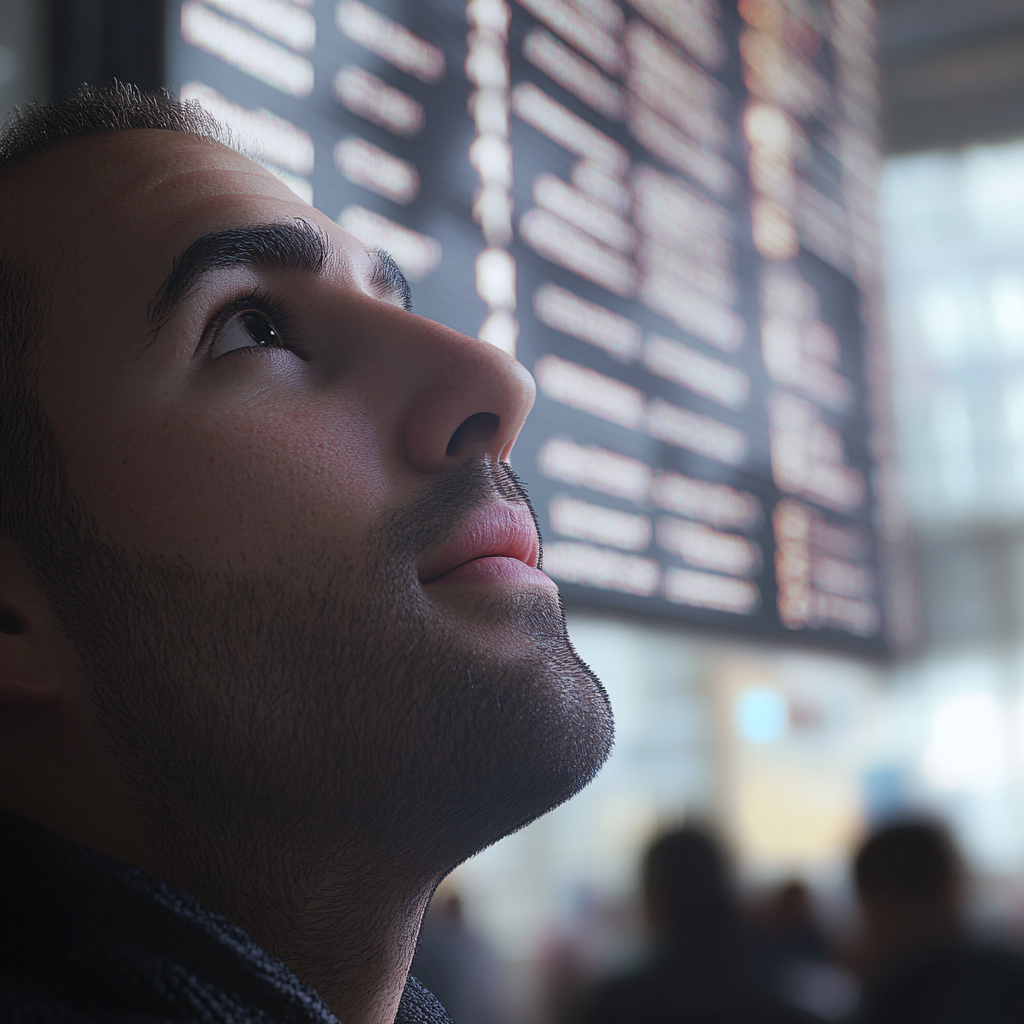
[{"xmin": 211, "ymin": 310, "xmax": 285, "ymax": 358}]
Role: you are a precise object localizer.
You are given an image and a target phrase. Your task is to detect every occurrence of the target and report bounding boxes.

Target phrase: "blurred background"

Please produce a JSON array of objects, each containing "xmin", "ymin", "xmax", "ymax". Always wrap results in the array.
[{"xmin": 10, "ymin": 0, "xmax": 1024, "ymax": 1020}]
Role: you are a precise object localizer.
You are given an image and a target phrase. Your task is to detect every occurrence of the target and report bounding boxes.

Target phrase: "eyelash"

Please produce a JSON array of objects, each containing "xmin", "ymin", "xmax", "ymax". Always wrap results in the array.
[{"xmin": 207, "ymin": 288, "xmax": 304, "ymax": 359}]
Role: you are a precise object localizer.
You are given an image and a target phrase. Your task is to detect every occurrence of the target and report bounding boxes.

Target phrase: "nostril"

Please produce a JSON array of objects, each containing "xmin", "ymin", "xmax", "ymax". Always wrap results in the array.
[{"xmin": 446, "ymin": 412, "xmax": 500, "ymax": 457}]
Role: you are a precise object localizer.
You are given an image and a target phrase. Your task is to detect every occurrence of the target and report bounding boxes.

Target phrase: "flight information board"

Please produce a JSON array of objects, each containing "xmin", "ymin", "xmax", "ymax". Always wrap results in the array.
[{"xmin": 165, "ymin": 0, "xmax": 889, "ymax": 653}]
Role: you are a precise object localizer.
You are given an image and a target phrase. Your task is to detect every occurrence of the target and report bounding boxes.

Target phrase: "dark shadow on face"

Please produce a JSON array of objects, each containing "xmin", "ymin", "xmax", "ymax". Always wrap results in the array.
[{"xmin": 23, "ymin": 447, "xmax": 613, "ymax": 908}]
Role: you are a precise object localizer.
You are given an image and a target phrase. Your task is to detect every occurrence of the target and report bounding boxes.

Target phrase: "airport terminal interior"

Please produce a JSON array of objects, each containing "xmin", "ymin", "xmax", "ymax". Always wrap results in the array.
[{"xmin": 6, "ymin": 0, "xmax": 1024, "ymax": 1020}]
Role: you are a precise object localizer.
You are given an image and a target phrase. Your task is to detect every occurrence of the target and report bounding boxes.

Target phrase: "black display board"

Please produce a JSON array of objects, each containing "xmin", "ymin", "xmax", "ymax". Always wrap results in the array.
[{"xmin": 164, "ymin": 0, "xmax": 888, "ymax": 653}]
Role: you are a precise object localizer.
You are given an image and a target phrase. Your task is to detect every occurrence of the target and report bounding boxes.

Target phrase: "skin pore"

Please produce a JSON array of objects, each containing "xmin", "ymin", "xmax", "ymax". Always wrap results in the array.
[{"xmin": 0, "ymin": 130, "xmax": 613, "ymax": 1023}]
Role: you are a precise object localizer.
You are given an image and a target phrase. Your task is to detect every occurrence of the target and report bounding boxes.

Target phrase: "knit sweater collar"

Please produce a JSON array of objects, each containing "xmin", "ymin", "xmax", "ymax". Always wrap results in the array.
[{"xmin": 0, "ymin": 809, "xmax": 450, "ymax": 1024}]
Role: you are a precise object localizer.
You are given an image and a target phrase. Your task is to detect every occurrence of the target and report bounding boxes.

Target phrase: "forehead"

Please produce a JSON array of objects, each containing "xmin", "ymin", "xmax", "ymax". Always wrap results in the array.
[{"xmin": 1, "ymin": 129, "xmax": 364, "ymax": 301}]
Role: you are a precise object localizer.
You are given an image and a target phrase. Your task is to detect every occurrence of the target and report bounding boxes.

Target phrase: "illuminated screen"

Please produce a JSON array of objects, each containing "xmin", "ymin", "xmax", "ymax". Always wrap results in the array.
[{"xmin": 165, "ymin": 0, "xmax": 887, "ymax": 652}]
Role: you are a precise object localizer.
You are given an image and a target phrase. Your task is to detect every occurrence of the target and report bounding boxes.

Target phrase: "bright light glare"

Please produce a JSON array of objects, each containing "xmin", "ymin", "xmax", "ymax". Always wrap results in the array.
[
  {"xmin": 651, "ymin": 472, "xmax": 761, "ymax": 530},
  {"xmin": 656, "ymin": 517, "xmax": 761, "ymax": 576},
  {"xmin": 533, "ymin": 173, "xmax": 636, "ymax": 253},
  {"xmin": 334, "ymin": 66, "xmax": 424, "ymax": 136},
  {"xmin": 572, "ymin": 160, "xmax": 631, "ymax": 214},
  {"xmin": 337, "ymin": 206, "xmax": 441, "ymax": 280},
  {"xmin": 537, "ymin": 437, "xmax": 653, "ymax": 502},
  {"xmin": 534, "ymin": 355, "xmax": 646, "ymax": 429},
  {"xmin": 514, "ymin": 0, "xmax": 622, "ymax": 75},
  {"xmin": 334, "ymin": 136, "xmax": 419, "ymax": 204},
  {"xmin": 628, "ymin": 0, "xmax": 725, "ymax": 69},
  {"xmin": 627, "ymin": 20, "xmax": 727, "ymax": 147},
  {"xmin": 647, "ymin": 397, "xmax": 748, "ymax": 466},
  {"xmin": 479, "ymin": 310, "xmax": 518, "ymax": 355},
  {"xmin": 923, "ymin": 691, "xmax": 1008, "ymax": 793},
  {"xmin": 550, "ymin": 495, "xmax": 652, "ymax": 552},
  {"xmin": 522, "ymin": 27, "xmax": 624, "ymax": 121},
  {"xmin": 629, "ymin": 102, "xmax": 736, "ymax": 198},
  {"xmin": 204, "ymin": 0, "xmax": 316, "ymax": 52},
  {"xmin": 181, "ymin": 1, "xmax": 314, "ymax": 96},
  {"xmin": 643, "ymin": 334, "xmax": 749, "ymax": 409},
  {"xmin": 543, "ymin": 541, "xmax": 660, "ymax": 595},
  {"xmin": 533, "ymin": 284, "xmax": 642, "ymax": 363},
  {"xmin": 475, "ymin": 248, "xmax": 517, "ymax": 310},
  {"xmin": 664, "ymin": 567, "xmax": 758, "ymax": 614},
  {"xmin": 512, "ymin": 82, "xmax": 629, "ymax": 173},
  {"xmin": 336, "ymin": 0, "xmax": 446, "ymax": 82},
  {"xmin": 991, "ymin": 272, "xmax": 1024, "ymax": 354},
  {"xmin": 917, "ymin": 282, "xmax": 966, "ymax": 363},
  {"xmin": 519, "ymin": 207, "xmax": 637, "ymax": 297}
]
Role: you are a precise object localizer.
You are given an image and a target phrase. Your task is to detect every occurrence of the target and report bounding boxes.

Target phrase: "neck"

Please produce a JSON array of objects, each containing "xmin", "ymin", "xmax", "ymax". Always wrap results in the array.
[
  {"xmin": 0, "ymin": 805, "xmax": 439, "ymax": 1024},
  {"xmin": 154, "ymin": 838, "xmax": 438, "ymax": 1024},
  {"xmin": 0, "ymin": 705, "xmax": 445, "ymax": 1021},
  {"xmin": 1, "ymin": 706, "xmax": 446, "ymax": 1022},
  {"xmin": 235, "ymin": 886, "xmax": 432, "ymax": 1024}
]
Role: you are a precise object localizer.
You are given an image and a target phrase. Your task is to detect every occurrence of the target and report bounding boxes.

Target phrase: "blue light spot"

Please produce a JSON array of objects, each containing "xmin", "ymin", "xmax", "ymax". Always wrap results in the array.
[{"xmin": 736, "ymin": 688, "xmax": 787, "ymax": 743}]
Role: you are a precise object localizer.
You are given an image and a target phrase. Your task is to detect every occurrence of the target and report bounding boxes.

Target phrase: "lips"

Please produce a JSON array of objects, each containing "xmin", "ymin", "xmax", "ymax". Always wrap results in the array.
[{"xmin": 419, "ymin": 502, "xmax": 541, "ymax": 584}]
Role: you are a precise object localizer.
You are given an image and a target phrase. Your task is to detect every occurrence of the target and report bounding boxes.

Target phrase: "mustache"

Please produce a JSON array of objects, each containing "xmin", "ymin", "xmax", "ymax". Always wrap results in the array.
[{"xmin": 382, "ymin": 458, "xmax": 542, "ymax": 569}]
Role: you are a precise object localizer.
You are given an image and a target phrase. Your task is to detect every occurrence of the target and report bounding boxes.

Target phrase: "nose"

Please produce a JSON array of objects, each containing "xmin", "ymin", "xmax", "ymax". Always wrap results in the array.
[{"xmin": 397, "ymin": 317, "xmax": 536, "ymax": 474}]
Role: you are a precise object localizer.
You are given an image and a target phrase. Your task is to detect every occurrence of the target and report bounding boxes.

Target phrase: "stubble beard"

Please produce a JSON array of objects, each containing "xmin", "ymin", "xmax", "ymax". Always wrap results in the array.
[{"xmin": 34, "ymin": 460, "xmax": 614, "ymax": 919}]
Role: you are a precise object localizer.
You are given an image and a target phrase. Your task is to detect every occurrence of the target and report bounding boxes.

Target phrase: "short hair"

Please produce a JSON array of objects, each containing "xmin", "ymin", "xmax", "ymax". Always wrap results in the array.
[
  {"xmin": 644, "ymin": 827, "xmax": 735, "ymax": 927},
  {"xmin": 0, "ymin": 81, "xmax": 228, "ymax": 173},
  {"xmin": 0, "ymin": 83, "xmax": 228, "ymax": 553},
  {"xmin": 855, "ymin": 821, "xmax": 960, "ymax": 903}
]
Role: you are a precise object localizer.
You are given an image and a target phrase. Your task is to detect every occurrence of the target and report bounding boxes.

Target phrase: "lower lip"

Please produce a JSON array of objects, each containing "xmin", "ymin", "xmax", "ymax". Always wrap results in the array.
[{"xmin": 426, "ymin": 556, "xmax": 558, "ymax": 589}]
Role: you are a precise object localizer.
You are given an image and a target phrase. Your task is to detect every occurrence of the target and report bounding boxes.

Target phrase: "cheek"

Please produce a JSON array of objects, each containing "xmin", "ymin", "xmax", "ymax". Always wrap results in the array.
[{"xmin": 66, "ymin": 393, "xmax": 389, "ymax": 567}]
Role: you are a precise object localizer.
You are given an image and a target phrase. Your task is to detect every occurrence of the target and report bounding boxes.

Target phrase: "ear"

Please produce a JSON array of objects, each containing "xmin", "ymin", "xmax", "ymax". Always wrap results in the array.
[{"xmin": 0, "ymin": 534, "xmax": 69, "ymax": 705}]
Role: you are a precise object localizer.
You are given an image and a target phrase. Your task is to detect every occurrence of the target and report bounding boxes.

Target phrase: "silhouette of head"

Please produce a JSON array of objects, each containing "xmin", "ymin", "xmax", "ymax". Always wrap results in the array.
[
  {"xmin": 855, "ymin": 821, "xmax": 960, "ymax": 908},
  {"xmin": 853, "ymin": 820, "xmax": 964, "ymax": 980},
  {"xmin": 644, "ymin": 827, "xmax": 736, "ymax": 936},
  {"xmin": 770, "ymin": 879, "xmax": 817, "ymax": 933}
]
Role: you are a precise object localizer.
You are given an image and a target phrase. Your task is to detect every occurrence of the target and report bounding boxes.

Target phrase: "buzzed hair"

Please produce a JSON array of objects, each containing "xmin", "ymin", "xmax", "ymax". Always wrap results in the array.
[
  {"xmin": 0, "ymin": 83, "xmax": 228, "ymax": 554},
  {"xmin": 0, "ymin": 81, "xmax": 228, "ymax": 173}
]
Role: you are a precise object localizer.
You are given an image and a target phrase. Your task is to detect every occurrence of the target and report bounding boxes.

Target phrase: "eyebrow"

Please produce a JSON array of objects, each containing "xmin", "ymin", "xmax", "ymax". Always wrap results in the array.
[{"xmin": 147, "ymin": 219, "xmax": 412, "ymax": 331}]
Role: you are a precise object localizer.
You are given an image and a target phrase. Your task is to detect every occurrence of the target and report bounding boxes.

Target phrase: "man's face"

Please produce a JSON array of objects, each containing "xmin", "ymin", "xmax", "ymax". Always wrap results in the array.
[{"xmin": 4, "ymin": 129, "xmax": 612, "ymax": 886}]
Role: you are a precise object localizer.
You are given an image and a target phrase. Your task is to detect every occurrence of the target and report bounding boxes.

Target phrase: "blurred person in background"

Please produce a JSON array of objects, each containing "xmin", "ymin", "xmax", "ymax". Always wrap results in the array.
[
  {"xmin": 745, "ymin": 881, "xmax": 856, "ymax": 1021},
  {"xmin": 852, "ymin": 820, "xmax": 1024, "ymax": 1022},
  {"xmin": 564, "ymin": 827, "xmax": 820, "ymax": 1024},
  {"xmin": 746, "ymin": 881, "xmax": 832, "ymax": 994}
]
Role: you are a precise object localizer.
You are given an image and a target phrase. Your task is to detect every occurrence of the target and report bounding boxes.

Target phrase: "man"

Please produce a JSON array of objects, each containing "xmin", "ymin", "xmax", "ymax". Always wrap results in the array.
[
  {"xmin": 565, "ymin": 828, "xmax": 820, "ymax": 1024},
  {"xmin": 0, "ymin": 84, "xmax": 614, "ymax": 1023},
  {"xmin": 852, "ymin": 820, "xmax": 1024, "ymax": 1023}
]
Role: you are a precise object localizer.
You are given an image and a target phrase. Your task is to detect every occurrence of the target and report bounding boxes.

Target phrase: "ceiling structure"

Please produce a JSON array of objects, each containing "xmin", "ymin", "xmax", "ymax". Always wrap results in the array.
[{"xmin": 878, "ymin": 0, "xmax": 1024, "ymax": 152}]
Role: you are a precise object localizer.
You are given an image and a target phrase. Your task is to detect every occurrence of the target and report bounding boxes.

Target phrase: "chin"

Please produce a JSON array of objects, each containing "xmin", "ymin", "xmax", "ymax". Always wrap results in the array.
[
  {"xmin": 424, "ymin": 572, "xmax": 564, "ymax": 644},
  {"xmin": 383, "ymin": 585, "xmax": 615, "ymax": 868}
]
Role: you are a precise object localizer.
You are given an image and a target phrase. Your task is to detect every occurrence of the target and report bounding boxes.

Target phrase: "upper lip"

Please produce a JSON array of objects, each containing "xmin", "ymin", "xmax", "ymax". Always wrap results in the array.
[{"xmin": 419, "ymin": 502, "xmax": 541, "ymax": 583}]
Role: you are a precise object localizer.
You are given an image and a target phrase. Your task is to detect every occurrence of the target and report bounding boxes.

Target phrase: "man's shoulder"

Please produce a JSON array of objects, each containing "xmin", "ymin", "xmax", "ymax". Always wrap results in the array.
[
  {"xmin": 0, "ymin": 811, "xmax": 455, "ymax": 1024},
  {"xmin": 0, "ymin": 970, "xmax": 91, "ymax": 1024},
  {"xmin": 395, "ymin": 977, "xmax": 454, "ymax": 1024},
  {"xmin": 0, "ymin": 811, "xmax": 332, "ymax": 1023},
  {"xmin": 859, "ymin": 939, "xmax": 1024, "ymax": 1023}
]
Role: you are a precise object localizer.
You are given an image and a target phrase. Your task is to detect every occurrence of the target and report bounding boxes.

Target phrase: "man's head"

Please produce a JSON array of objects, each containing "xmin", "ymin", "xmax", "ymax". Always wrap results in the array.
[
  {"xmin": 0, "ymin": 84, "xmax": 612, "ymax": 916},
  {"xmin": 854, "ymin": 820, "xmax": 961, "ymax": 910},
  {"xmin": 853, "ymin": 820, "xmax": 963, "ymax": 974},
  {"xmin": 643, "ymin": 827, "xmax": 735, "ymax": 936}
]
